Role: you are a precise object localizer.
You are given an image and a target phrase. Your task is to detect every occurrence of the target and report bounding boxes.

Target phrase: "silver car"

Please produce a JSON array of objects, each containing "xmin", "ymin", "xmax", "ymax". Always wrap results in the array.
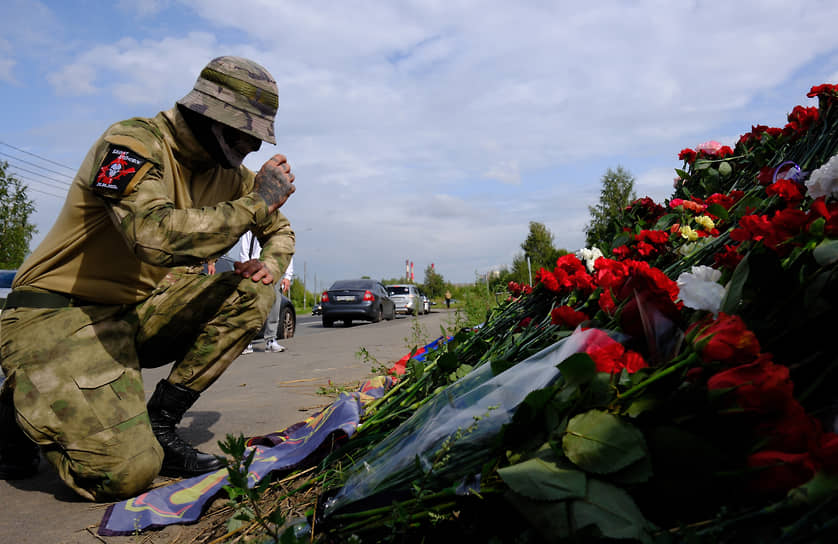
[{"xmin": 386, "ymin": 284, "xmax": 424, "ymax": 316}]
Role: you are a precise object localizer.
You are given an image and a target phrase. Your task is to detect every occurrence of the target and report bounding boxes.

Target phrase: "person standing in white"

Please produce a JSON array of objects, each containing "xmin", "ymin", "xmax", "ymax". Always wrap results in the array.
[{"xmin": 239, "ymin": 231, "xmax": 294, "ymax": 353}]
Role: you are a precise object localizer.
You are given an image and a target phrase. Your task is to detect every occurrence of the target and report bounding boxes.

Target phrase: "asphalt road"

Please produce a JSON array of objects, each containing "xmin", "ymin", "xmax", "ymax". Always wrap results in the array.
[{"xmin": 0, "ymin": 308, "xmax": 458, "ymax": 543}]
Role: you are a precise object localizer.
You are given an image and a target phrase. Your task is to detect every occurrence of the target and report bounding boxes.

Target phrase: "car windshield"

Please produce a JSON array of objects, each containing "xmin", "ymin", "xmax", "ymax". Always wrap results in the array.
[
  {"xmin": 330, "ymin": 280, "xmax": 373, "ymax": 290},
  {"xmin": 387, "ymin": 286, "xmax": 409, "ymax": 295}
]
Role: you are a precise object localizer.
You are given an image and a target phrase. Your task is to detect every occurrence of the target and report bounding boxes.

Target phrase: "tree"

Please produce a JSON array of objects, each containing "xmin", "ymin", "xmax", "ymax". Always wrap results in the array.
[
  {"xmin": 585, "ymin": 165, "xmax": 637, "ymax": 250},
  {"xmin": 421, "ymin": 265, "xmax": 445, "ymax": 299},
  {"xmin": 0, "ymin": 161, "xmax": 37, "ymax": 268},
  {"xmin": 506, "ymin": 221, "xmax": 566, "ymax": 284}
]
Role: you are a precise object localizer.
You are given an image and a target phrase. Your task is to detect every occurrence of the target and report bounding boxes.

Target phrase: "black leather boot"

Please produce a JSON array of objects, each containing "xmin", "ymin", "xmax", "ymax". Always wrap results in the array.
[
  {"xmin": 147, "ymin": 380, "xmax": 225, "ymax": 477},
  {"xmin": 0, "ymin": 390, "xmax": 40, "ymax": 480}
]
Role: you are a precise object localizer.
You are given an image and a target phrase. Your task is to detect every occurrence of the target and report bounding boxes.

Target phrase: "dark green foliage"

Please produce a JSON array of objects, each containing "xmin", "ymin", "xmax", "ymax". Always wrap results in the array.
[
  {"xmin": 585, "ymin": 165, "xmax": 637, "ymax": 250},
  {"xmin": 0, "ymin": 161, "xmax": 37, "ymax": 268}
]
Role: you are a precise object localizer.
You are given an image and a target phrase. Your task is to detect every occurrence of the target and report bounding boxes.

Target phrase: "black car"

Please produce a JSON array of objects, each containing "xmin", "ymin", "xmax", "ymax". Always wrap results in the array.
[
  {"xmin": 321, "ymin": 279, "xmax": 396, "ymax": 327},
  {"xmin": 212, "ymin": 256, "xmax": 296, "ymax": 338}
]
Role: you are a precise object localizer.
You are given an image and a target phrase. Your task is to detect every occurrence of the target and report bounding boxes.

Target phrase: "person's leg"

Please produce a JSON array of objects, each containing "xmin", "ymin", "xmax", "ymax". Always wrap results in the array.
[
  {"xmin": 134, "ymin": 269, "xmax": 274, "ymax": 475},
  {"xmin": 262, "ymin": 284, "xmax": 285, "ymax": 352},
  {"xmin": 262, "ymin": 284, "xmax": 281, "ymax": 342},
  {"xmin": 0, "ymin": 305, "xmax": 162, "ymax": 500}
]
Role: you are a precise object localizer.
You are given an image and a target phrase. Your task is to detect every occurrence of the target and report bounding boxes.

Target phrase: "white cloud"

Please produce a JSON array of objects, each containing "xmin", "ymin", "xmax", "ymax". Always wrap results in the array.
[
  {"xmin": 0, "ymin": 57, "xmax": 16, "ymax": 84},
  {"xmin": 10, "ymin": 0, "xmax": 838, "ymax": 286}
]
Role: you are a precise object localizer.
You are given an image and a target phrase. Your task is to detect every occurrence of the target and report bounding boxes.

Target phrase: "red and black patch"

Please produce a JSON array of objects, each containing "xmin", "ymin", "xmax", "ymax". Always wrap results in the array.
[{"xmin": 91, "ymin": 145, "xmax": 148, "ymax": 198}]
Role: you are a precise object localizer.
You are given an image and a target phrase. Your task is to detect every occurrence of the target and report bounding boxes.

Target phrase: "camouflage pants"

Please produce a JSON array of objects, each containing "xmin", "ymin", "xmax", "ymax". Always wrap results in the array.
[{"xmin": 0, "ymin": 270, "xmax": 274, "ymax": 501}]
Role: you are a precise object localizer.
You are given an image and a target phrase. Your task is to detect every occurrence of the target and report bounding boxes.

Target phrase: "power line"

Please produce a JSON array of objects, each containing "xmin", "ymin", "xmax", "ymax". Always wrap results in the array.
[
  {"xmin": 0, "ymin": 141, "xmax": 76, "ymax": 172},
  {"xmin": 8, "ymin": 164, "xmax": 73, "ymax": 192},
  {"xmin": 13, "ymin": 177, "xmax": 67, "ymax": 200},
  {"xmin": 0, "ymin": 151, "xmax": 75, "ymax": 184}
]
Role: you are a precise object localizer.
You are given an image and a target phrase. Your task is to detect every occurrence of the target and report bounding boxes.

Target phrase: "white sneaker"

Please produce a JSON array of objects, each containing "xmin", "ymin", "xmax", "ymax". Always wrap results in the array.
[
  {"xmin": 241, "ymin": 344, "xmax": 254, "ymax": 355},
  {"xmin": 265, "ymin": 339, "xmax": 286, "ymax": 352}
]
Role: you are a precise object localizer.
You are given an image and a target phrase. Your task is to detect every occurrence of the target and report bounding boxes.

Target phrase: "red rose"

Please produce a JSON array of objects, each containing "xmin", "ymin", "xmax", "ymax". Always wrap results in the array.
[
  {"xmin": 550, "ymin": 306, "xmax": 588, "ymax": 328},
  {"xmin": 691, "ymin": 313, "xmax": 760, "ymax": 364},
  {"xmin": 756, "ymin": 400, "xmax": 822, "ymax": 453},
  {"xmin": 707, "ymin": 355, "xmax": 794, "ymax": 414},
  {"xmin": 747, "ymin": 450, "xmax": 817, "ymax": 496}
]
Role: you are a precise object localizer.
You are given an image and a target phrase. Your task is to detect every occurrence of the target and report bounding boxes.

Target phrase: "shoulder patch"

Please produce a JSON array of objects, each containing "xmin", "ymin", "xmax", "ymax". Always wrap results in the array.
[{"xmin": 91, "ymin": 145, "xmax": 151, "ymax": 198}]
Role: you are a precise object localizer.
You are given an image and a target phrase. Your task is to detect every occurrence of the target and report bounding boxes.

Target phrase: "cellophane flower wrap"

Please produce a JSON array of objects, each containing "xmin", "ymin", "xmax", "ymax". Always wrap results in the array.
[{"xmin": 302, "ymin": 85, "xmax": 838, "ymax": 543}]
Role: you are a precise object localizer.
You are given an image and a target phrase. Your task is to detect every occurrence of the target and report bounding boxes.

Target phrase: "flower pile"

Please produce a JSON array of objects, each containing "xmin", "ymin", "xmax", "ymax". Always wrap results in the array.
[{"xmin": 272, "ymin": 86, "xmax": 838, "ymax": 543}]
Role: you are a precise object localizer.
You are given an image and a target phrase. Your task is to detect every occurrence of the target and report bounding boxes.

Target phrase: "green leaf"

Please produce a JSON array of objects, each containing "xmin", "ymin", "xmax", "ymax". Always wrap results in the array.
[
  {"xmin": 573, "ymin": 479, "xmax": 653, "ymax": 543},
  {"xmin": 436, "ymin": 352, "xmax": 459, "ymax": 372},
  {"xmin": 498, "ymin": 458, "xmax": 586, "ymax": 501},
  {"xmin": 694, "ymin": 159, "xmax": 712, "ymax": 170},
  {"xmin": 652, "ymin": 213, "xmax": 678, "ymax": 231},
  {"xmin": 813, "ymin": 238, "xmax": 838, "ymax": 266},
  {"xmin": 705, "ymin": 203, "xmax": 729, "ymax": 221},
  {"xmin": 720, "ymin": 251, "xmax": 750, "ymax": 314},
  {"xmin": 787, "ymin": 472, "xmax": 838, "ymax": 506},
  {"xmin": 407, "ymin": 358, "xmax": 424, "ymax": 379},
  {"xmin": 624, "ymin": 395, "xmax": 659, "ymax": 418},
  {"xmin": 557, "ymin": 353, "xmax": 596, "ymax": 387},
  {"xmin": 611, "ymin": 232, "xmax": 632, "ymax": 250},
  {"xmin": 718, "ymin": 161, "xmax": 732, "ymax": 177},
  {"xmin": 608, "ymin": 453, "xmax": 653, "ymax": 484},
  {"xmin": 675, "ymin": 168, "xmax": 689, "ymax": 179},
  {"xmin": 562, "ymin": 410, "xmax": 647, "ymax": 474}
]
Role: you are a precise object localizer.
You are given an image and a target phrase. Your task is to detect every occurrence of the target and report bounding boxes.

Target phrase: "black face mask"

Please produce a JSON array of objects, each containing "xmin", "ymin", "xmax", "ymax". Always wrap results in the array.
[{"xmin": 178, "ymin": 105, "xmax": 261, "ymax": 169}]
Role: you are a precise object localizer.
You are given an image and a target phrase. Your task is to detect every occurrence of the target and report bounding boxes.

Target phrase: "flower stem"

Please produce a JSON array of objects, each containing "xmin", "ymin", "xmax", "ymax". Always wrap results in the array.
[{"xmin": 619, "ymin": 353, "xmax": 700, "ymax": 401}]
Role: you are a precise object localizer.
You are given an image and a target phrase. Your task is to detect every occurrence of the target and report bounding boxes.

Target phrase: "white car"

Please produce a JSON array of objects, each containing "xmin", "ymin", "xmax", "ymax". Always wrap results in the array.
[{"xmin": 386, "ymin": 284, "xmax": 424, "ymax": 316}]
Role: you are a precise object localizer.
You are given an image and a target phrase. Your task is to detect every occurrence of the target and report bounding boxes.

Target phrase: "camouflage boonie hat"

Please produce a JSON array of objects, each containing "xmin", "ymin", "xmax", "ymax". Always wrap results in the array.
[{"xmin": 178, "ymin": 56, "xmax": 278, "ymax": 144}]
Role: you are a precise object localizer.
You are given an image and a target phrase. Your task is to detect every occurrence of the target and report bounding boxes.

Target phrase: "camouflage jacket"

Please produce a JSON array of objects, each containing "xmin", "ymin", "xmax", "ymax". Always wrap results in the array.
[{"xmin": 13, "ymin": 107, "xmax": 294, "ymax": 304}]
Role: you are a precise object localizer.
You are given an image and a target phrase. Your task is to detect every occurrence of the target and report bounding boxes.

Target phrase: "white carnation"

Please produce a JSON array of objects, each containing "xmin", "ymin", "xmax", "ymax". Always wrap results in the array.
[
  {"xmin": 676, "ymin": 265, "xmax": 726, "ymax": 315},
  {"xmin": 806, "ymin": 153, "xmax": 838, "ymax": 199},
  {"xmin": 575, "ymin": 247, "xmax": 604, "ymax": 273}
]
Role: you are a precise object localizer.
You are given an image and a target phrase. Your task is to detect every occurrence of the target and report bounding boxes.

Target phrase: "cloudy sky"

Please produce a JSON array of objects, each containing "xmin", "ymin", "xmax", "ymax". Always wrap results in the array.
[{"xmin": 2, "ymin": 1, "xmax": 838, "ymax": 291}]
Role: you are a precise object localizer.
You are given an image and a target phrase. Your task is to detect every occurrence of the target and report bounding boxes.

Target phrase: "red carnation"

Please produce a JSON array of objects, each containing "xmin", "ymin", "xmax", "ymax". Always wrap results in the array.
[
  {"xmin": 766, "ymin": 179, "xmax": 804, "ymax": 205},
  {"xmin": 535, "ymin": 268, "xmax": 560, "ymax": 292},
  {"xmin": 550, "ymin": 306, "xmax": 588, "ymax": 328},
  {"xmin": 808, "ymin": 83, "xmax": 838, "ymax": 98},
  {"xmin": 690, "ymin": 313, "xmax": 760, "ymax": 365},
  {"xmin": 713, "ymin": 244, "xmax": 743, "ymax": 271},
  {"xmin": 707, "ymin": 354, "xmax": 794, "ymax": 414},
  {"xmin": 598, "ymin": 289, "xmax": 617, "ymax": 315},
  {"xmin": 678, "ymin": 148, "xmax": 697, "ymax": 163},
  {"xmin": 593, "ymin": 258, "xmax": 628, "ymax": 289}
]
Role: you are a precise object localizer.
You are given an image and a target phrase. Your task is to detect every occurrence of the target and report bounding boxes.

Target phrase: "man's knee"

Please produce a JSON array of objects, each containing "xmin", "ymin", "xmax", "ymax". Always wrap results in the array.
[{"xmin": 45, "ymin": 427, "xmax": 164, "ymax": 501}]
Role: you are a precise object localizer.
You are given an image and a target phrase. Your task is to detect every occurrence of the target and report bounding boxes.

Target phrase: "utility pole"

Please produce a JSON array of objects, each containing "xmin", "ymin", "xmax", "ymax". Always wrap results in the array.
[{"xmin": 303, "ymin": 261, "xmax": 307, "ymax": 310}]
